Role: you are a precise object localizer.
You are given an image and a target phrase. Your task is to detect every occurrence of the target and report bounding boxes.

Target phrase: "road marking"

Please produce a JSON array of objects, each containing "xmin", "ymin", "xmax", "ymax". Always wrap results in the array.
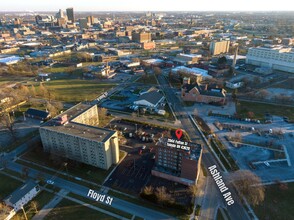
[{"xmin": 208, "ymin": 165, "xmax": 235, "ymax": 206}]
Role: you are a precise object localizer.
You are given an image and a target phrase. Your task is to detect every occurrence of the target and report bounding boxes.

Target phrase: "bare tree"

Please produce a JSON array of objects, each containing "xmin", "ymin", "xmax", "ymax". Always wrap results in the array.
[
  {"xmin": 30, "ymin": 85, "xmax": 36, "ymax": 98},
  {"xmin": 0, "ymin": 202, "xmax": 11, "ymax": 219},
  {"xmin": 143, "ymin": 186, "xmax": 154, "ymax": 195},
  {"xmin": 230, "ymin": 170, "xmax": 265, "ymax": 206},
  {"xmin": 155, "ymin": 186, "xmax": 174, "ymax": 204},
  {"xmin": 38, "ymin": 83, "xmax": 49, "ymax": 98},
  {"xmin": 98, "ymin": 107, "xmax": 108, "ymax": 120},
  {"xmin": 154, "ymin": 67, "xmax": 162, "ymax": 76},
  {"xmin": 30, "ymin": 201, "xmax": 38, "ymax": 213},
  {"xmin": 0, "ymin": 113, "xmax": 16, "ymax": 139},
  {"xmin": 45, "ymin": 101, "xmax": 63, "ymax": 117},
  {"xmin": 193, "ymin": 108, "xmax": 198, "ymax": 116},
  {"xmin": 247, "ymin": 111, "xmax": 255, "ymax": 119},
  {"xmin": 188, "ymin": 184, "xmax": 197, "ymax": 198}
]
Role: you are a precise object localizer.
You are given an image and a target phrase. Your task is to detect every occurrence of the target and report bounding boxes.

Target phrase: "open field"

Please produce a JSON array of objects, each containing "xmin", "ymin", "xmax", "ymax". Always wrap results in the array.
[
  {"xmin": 254, "ymin": 183, "xmax": 294, "ymax": 220},
  {"xmin": 236, "ymin": 101, "xmax": 294, "ymax": 120},
  {"xmin": 272, "ymin": 78, "xmax": 294, "ymax": 90},
  {"xmin": 37, "ymin": 79, "xmax": 116, "ymax": 102},
  {"xmin": 136, "ymin": 74, "xmax": 158, "ymax": 85},
  {"xmin": 44, "ymin": 198, "xmax": 116, "ymax": 220},
  {"xmin": 0, "ymin": 173, "xmax": 23, "ymax": 199},
  {"xmin": 0, "ymin": 76, "xmax": 31, "ymax": 86}
]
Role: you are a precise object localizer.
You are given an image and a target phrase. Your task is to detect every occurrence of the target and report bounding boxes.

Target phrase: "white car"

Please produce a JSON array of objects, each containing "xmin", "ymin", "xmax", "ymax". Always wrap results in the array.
[
  {"xmin": 142, "ymin": 145, "xmax": 146, "ymax": 150},
  {"xmin": 264, "ymin": 162, "xmax": 270, "ymax": 167},
  {"xmin": 47, "ymin": 180, "xmax": 54, "ymax": 185}
]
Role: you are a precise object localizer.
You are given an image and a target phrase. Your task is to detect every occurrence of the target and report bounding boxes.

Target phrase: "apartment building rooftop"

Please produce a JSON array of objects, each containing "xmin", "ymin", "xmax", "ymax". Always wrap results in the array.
[
  {"xmin": 41, "ymin": 103, "xmax": 115, "ymax": 142},
  {"xmin": 42, "ymin": 122, "xmax": 115, "ymax": 142}
]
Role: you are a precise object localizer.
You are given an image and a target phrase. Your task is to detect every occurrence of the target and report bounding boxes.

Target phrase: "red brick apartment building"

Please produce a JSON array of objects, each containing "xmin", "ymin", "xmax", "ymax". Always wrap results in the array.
[
  {"xmin": 181, "ymin": 82, "xmax": 226, "ymax": 105},
  {"xmin": 152, "ymin": 140, "xmax": 202, "ymax": 186}
]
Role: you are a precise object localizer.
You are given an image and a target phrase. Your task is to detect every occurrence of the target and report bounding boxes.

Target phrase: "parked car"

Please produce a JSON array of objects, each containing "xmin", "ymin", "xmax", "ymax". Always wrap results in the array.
[{"xmin": 46, "ymin": 180, "xmax": 54, "ymax": 185}]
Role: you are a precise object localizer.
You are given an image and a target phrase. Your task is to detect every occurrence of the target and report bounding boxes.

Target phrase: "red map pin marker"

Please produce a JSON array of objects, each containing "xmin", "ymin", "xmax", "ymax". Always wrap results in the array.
[{"xmin": 175, "ymin": 129, "xmax": 183, "ymax": 140}]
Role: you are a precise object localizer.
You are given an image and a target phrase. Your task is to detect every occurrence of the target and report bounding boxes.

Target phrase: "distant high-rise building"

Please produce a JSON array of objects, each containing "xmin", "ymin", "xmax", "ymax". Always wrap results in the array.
[
  {"xmin": 79, "ymin": 18, "xmax": 89, "ymax": 29},
  {"xmin": 86, "ymin": 16, "xmax": 95, "ymax": 25},
  {"xmin": 56, "ymin": 9, "xmax": 64, "ymax": 19},
  {"xmin": 35, "ymin": 15, "xmax": 42, "ymax": 24},
  {"xmin": 57, "ymin": 18, "xmax": 66, "ymax": 27},
  {"xmin": 66, "ymin": 8, "xmax": 74, "ymax": 23},
  {"xmin": 132, "ymin": 32, "xmax": 151, "ymax": 43},
  {"xmin": 13, "ymin": 18, "xmax": 21, "ymax": 26},
  {"xmin": 209, "ymin": 40, "xmax": 230, "ymax": 55}
]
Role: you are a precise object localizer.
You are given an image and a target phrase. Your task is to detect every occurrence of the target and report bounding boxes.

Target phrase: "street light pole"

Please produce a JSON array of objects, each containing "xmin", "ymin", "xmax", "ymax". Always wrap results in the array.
[{"xmin": 21, "ymin": 206, "xmax": 28, "ymax": 220}]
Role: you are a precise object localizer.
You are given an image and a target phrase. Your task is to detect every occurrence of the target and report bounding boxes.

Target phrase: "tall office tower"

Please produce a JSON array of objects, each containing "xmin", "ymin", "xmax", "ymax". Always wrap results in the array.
[
  {"xmin": 66, "ymin": 8, "xmax": 74, "ymax": 23},
  {"xmin": 56, "ymin": 9, "xmax": 64, "ymax": 19},
  {"xmin": 209, "ymin": 40, "xmax": 230, "ymax": 55},
  {"xmin": 79, "ymin": 18, "xmax": 89, "ymax": 29},
  {"xmin": 86, "ymin": 16, "xmax": 95, "ymax": 25}
]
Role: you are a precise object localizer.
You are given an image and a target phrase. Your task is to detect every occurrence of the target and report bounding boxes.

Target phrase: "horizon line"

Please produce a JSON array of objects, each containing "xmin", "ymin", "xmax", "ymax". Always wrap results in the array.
[{"xmin": 0, "ymin": 10, "xmax": 294, "ymax": 12}]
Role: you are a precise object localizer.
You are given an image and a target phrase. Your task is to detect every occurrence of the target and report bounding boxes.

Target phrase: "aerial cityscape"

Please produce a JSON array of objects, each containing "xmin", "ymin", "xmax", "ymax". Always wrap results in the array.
[{"xmin": 0, "ymin": 2, "xmax": 293, "ymax": 220}]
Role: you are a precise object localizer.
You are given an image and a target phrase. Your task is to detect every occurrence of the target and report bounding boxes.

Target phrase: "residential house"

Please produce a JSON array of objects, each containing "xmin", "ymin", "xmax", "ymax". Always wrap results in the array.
[
  {"xmin": 3, "ymin": 180, "xmax": 40, "ymax": 220},
  {"xmin": 25, "ymin": 108, "xmax": 50, "ymax": 121},
  {"xmin": 134, "ymin": 90, "xmax": 165, "ymax": 109}
]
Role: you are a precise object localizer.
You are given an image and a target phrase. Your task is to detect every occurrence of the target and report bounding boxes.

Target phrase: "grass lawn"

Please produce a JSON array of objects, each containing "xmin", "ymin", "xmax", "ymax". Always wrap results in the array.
[
  {"xmin": 44, "ymin": 198, "xmax": 116, "ymax": 220},
  {"xmin": 1, "ymin": 130, "xmax": 39, "ymax": 153},
  {"xmin": 254, "ymin": 183, "xmax": 294, "ymax": 220},
  {"xmin": 236, "ymin": 101, "xmax": 294, "ymax": 120},
  {"xmin": 0, "ymin": 173, "xmax": 23, "ymax": 199},
  {"xmin": 136, "ymin": 74, "xmax": 158, "ymax": 85},
  {"xmin": 272, "ymin": 78, "xmax": 294, "ymax": 90},
  {"xmin": 107, "ymin": 191, "xmax": 190, "ymax": 220},
  {"xmin": 12, "ymin": 191, "xmax": 55, "ymax": 220},
  {"xmin": 0, "ymin": 76, "xmax": 30, "ymax": 86},
  {"xmin": 68, "ymin": 192, "xmax": 133, "ymax": 219},
  {"xmin": 35, "ymin": 79, "xmax": 116, "ymax": 102}
]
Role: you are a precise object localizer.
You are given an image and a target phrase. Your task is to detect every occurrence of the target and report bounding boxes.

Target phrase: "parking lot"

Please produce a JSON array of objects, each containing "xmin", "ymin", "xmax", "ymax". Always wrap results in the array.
[
  {"xmin": 106, "ymin": 119, "xmax": 174, "ymax": 150},
  {"xmin": 104, "ymin": 150, "xmax": 155, "ymax": 194},
  {"xmin": 100, "ymin": 83, "xmax": 161, "ymax": 112},
  {"xmin": 204, "ymin": 114, "xmax": 294, "ymax": 182}
]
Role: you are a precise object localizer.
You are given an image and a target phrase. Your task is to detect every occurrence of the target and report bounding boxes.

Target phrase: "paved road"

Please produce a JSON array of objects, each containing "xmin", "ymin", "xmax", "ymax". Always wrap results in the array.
[
  {"xmin": 4, "ymin": 158, "xmax": 173, "ymax": 220},
  {"xmin": 157, "ymin": 75, "xmax": 251, "ymax": 220},
  {"xmin": 0, "ymin": 136, "xmax": 174, "ymax": 220}
]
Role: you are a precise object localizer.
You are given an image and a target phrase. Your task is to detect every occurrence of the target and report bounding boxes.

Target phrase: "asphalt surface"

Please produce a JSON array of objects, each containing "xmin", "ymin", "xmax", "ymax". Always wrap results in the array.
[
  {"xmin": 1, "ymin": 140, "xmax": 174, "ymax": 220},
  {"xmin": 157, "ymin": 75, "xmax": 250, "ymax": 220}
]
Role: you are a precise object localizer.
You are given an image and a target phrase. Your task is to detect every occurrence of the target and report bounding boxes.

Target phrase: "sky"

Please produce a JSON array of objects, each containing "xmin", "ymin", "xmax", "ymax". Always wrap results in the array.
[{"xmin": 0, "ymin": 0, "xmax": 293, "ymax": 12}]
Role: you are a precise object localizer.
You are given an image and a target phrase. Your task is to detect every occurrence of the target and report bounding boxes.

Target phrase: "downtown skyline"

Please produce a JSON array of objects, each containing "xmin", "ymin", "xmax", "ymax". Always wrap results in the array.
[{"xmin": 0, "ymin": 0, "xmax": 293, "ymax": 12}]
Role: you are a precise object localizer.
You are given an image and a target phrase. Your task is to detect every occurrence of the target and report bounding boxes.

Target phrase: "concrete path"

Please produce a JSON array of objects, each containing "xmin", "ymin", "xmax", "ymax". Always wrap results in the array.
[{"xmin": 32, "ymin": 189, "xmax": 69, "ymax": 220}]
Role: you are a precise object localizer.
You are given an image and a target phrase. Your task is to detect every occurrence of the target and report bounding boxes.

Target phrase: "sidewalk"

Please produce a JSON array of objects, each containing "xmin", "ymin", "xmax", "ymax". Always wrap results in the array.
[{"xmin": 32, "ymin": 189, "xmax": 69, "ymax": 220}]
